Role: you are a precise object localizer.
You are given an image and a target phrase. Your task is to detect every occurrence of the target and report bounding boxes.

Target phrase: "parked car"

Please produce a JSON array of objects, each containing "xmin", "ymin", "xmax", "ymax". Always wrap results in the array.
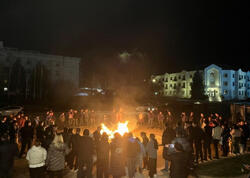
[{"xmin": 0, "ymin": 106, "xmax": 23, "ymax": 117}]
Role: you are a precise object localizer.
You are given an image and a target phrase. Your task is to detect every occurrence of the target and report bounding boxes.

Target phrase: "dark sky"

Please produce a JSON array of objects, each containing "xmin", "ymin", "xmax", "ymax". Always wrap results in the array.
[{"xmin": 0, "ymin": 0, "xmax": 249, "ymax": 74}]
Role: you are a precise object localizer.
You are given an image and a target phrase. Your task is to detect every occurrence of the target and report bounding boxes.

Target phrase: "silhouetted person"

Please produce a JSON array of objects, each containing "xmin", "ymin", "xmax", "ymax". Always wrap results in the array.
[
  {"xmin": 162, "ymin": 123, "xmax": 176, "ymax": 172},
  {"xmin": 165, "ymin": 142, "xmax": 189, "ymax": 178},
  {"xmin": 96, "ymin": 133, "xmax": 109, "ymax": 178},
  {"xmin": 203, "ymin": 121, "xmax": 213, "ymax": 160},
  {"xmin": 77, "ymin": 129, "xmax": 94, "ymax": 178},
  {"xmin": 192, "ymin": 122, "xmax": 205, "ymax": 164},
  {"xmin": 0, "ymin": 133, "xmax": 19, "ymax": 178},
  {"xmin": 19, "ymin": 121, "xmax": 34, "ymax": 158}
]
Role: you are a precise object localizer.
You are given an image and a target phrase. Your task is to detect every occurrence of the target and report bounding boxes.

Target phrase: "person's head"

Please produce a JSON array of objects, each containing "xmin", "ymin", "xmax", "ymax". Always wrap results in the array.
[
  {"xmin": 97, "ymin": 126, "xmax": 101, "ymax": 132},
  {"xmin": 114, "ymin": 132, "xmax": 121, "ymax": 139},
  {"xmin": 76, "ymin": 128, "xmax": 81, "ymax": 134},
  {"xmin": 34, "ymin": 139, "xmax": 41, "ymax": 147},
  {"xmin": 101, "ymin": 132, "xmax": 109, "ymax": 142},
  {"xmin": 150, "ymin": 133, "xmax": 155, "ymax": 140},
  {"xmin": 83, "ymin": 129, "xmax": 89, "ymax": 136},
  {"xmin": 174, "ymin": 142, "xmax": 184, "ymax": 152},
  {"xmin": 140, "ymin": 132, "xmax": 146, "ymax": 137},
  {"xmin": 68, "ymin": 128, "xmax": 73, "ymax": 134},
  {"xmin": 52, "ymin": 134, "xmax": 64, "ymax": 148}
]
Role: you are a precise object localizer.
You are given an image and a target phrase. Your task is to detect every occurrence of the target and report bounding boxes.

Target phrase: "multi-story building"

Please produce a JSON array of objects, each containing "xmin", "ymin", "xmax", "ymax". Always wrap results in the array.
[
  {"xmin": 0, "ymin": 41, "xmax": 81, "ymax": 97},
  {"xmin": 151, "ymin": 64, "xmax": 250, "ymax": 101}
]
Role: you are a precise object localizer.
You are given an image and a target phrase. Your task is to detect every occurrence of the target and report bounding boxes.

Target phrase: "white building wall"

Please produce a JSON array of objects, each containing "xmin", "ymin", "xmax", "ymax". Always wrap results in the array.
[{"xmin": 152, "ymin": 64, "xmax": 250, "ymax": 101}]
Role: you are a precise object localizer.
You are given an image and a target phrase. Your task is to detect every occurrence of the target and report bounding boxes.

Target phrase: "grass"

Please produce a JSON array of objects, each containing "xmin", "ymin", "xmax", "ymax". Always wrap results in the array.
[{"xmin": 196, "ymin": 153, "xmax": 250, "ymax": 177}]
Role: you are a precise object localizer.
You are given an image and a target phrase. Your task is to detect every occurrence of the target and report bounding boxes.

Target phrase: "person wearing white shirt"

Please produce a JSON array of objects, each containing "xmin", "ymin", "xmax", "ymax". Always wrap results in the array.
[
  {"xmin": 26, "ymin": 139, "xmax": 47, "ymax": 178},
  {"xmin": 212, "ymin": 122, "xmax": 223, "ymax": 159}
]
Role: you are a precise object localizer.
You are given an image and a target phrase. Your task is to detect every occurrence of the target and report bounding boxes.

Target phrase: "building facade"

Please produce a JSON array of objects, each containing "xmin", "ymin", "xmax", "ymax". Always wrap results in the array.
[
  {"xmin": 0, "ymin": 41, "xmax": 81, "ymax": 98},
  {"xmin": 151, "ymin": 64, "xmax": 250, "ymax": 101}
]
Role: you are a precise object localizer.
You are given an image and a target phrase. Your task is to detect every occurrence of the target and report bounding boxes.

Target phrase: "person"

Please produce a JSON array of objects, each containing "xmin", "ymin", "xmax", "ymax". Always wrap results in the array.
[
  {"xmin": 165, "ymin": 142, "xmax": 189, "ymax": 178},
  {"xmin": 68, "ymin": 128, "xmax": 81, "ymax": 171},
  {"xmin": 221, "ymin": 124, "xmax": 231, "ymax": 157},
  {"xmin": 46, "ymin": 134, "xmax": 70, "ymax": 178},
  {"xmin": 26, "ymin": 139, "xmax": 47, "ymax": 178},
  {"xmin": 146, "ymin": 134, "xmax": 158, "ymax": 178},
  {"xmin": 110, "ymin": 133, "xmax": 125, "ymax": 178},
  {"xmin": 186, "ymin": 121, "xmax": 194, "ymax": 153},
  {"xmin": 158, "ymin": 112, "xmax": 165, "ymax": 129},
  {"xmin": 230, "ymin": 124, "xmax": 241, "ymax": 155},
  {"xmin": 148, "ymin": 111, "xmax": 154, "ymax": 128},
  {"xmin": 96, "ymin": 132, "xmax": 110, "ymax": 178},
  {"xmin": 192, "ymin": 122, "xmax": 205, "ymax": 164},
  {"xmin": 19, "ymin": 121, "xmax": 34, "ymax": 158},
  {"xmin": 0, "ymin": 133, "xmax": 19, "ymax": 178},
  {"xmin": 36, "ymin": 122, "xmax": 46, "ymax": 148},
  {"xmin": 126, "ymin": 133, "xmax": 140, "ymax": 178},
  {"xmin": 239, "ymin": 121, "xmax": 249, "ymax": 154},
  {"xmin": 212, "ymin": 122, "xmax": 222, "ymax": 159},
  {"xmin": 93, "ymin": 126, "xmax": 102, "ymax": 145},
  {"xmin": 77, "ymin": 129, "xmax": 94, "ymax": 178},
  {"xmin": 140, "ymin": 132, "xmax": 149, "ymax": 170},
  {"xmin": 203, "ymin": 121, "xmax": 213, "ymax": 160},
  {"xmin": 135, "ymin": 137, "xmax": 145, "ymax": 174},
  {"xmin": 162, "ymin": 123, "xmax": 176, "ymax": 172}
]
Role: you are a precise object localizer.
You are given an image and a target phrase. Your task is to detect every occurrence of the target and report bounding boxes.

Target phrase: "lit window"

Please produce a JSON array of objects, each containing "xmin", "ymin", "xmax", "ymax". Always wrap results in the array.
[{"xmin": 224, "ymin": 90, "xmax": 228, "ymax": 95}]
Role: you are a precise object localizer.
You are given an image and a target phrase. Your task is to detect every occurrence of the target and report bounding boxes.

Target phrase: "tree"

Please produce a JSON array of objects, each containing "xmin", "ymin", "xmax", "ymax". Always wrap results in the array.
[
  {"xmin": 29, "ymin": 62, "xmax": 50, "ymax": 100},
  {"xmin": 9, "ymin": 59, "xmax": 26, "ymax": 101},
  {"xmin": 190, "ymin": 70, "xmax": 208, "ymax": 101}
]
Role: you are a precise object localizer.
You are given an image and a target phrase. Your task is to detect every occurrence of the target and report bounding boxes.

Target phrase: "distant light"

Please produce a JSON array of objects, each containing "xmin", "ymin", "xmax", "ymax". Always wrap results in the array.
[
  {"xmin": 152, "ymin": 79, "xmax": 156, "ymax": 83},
  {"xmin": 154, "ymin": 92, "xmax": 158, "ymax": 95},
  {"xmin": 75, "ymin": 92, "xmax": 88, "ymax": 96},
  {"xmin": 97, "ymin": 88, "xmax": 103, "ymax": 92},
  {"xmin": 4, "ymin": 87, "xmax": 8, "ymax": 92},
  {"xmin": 194, "ymin": 101, "xmax": 201, "ymax": 105}
]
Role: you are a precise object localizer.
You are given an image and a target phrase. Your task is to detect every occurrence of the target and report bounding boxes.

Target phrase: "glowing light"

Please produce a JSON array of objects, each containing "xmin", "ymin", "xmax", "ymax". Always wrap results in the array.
[{"xmin": 100, "ymin": 121, "xmax": 129, "ymax": 140}]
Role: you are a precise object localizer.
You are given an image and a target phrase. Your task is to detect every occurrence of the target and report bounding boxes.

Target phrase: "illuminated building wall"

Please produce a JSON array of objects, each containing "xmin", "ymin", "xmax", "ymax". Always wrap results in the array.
[
  {"xmin": 0, "ymin": 41, "xmax": 81, "ymax": 95},
  {"xmin": 151, "ymin": 70, "xmax": 197, "ymax": 98},
  {"xmin": 152, "ymin": 64, "xmax": 250, "ymax": 101}
]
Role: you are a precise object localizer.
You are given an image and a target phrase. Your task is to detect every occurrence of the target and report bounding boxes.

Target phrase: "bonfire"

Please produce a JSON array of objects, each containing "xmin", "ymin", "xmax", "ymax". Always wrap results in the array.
[{"xmin": 100, "ymin": 121, "xmax": 129, "ymax": 139}]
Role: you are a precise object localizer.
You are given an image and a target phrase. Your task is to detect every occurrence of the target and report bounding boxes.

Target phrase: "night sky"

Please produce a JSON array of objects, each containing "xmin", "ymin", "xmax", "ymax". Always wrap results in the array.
[{"xmin": 0, "ymin": 0, "xmax": 249, "ymax": 76}]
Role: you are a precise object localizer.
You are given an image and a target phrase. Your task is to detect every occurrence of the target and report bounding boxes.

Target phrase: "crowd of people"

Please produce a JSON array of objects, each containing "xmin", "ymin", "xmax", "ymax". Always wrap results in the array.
[{"xmin": 0, "ymin": 107, "xmax": 249, "ymax": 178}]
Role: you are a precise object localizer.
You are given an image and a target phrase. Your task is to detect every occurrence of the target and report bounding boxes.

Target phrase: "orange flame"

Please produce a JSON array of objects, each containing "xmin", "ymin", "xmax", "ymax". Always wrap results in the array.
[{"xmin": 100, "ymin": 121, "xmax": 129, "ymax": 139}]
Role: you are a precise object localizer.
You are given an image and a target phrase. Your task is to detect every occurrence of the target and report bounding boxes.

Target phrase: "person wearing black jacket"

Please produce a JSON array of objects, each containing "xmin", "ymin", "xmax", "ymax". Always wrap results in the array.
[
  {"xmin": 166, "ymin": 142, "xmax": 189, "ymax": 178},
  {"xmin": 203, "ymin": 121, "xmax": 213, "ymax": 160},
  {"xmin": 221, "ymin": 124, "xmax": 231, "ymax": 157},
  {"xmin": 161, "ymin": 123, "xmax": 176, "ymax": 172},
  {"xmin": 96, "ymin": 133, "xmax": 109, "ymax": 178},
  {"xmin": 19, "ymin": 121, "xmax": 34, "ymax": 158},
  {"xmin": 77, "ymin": 129, "xmax": 94, "ymax": 178},
  {"xmin": 192, "ymin": 122, "xmax": 205, "ymax": 164},
  {"xmin": 69, "ymin": 128, "xmax": 81, "ymax": 171},
  {"xmin": 0, "ymin": 133, "xmax": 19, "ymax": 178},
  {"xmin": 186, "ymin": 122, "xmax": 194, "ymax": 154}
]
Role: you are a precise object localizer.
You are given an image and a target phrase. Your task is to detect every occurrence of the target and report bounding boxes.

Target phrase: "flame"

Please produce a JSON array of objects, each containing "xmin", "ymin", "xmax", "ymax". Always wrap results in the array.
[{"xmin": 100, "ymin": 121, "xmax": 129, "ymax": 139}]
